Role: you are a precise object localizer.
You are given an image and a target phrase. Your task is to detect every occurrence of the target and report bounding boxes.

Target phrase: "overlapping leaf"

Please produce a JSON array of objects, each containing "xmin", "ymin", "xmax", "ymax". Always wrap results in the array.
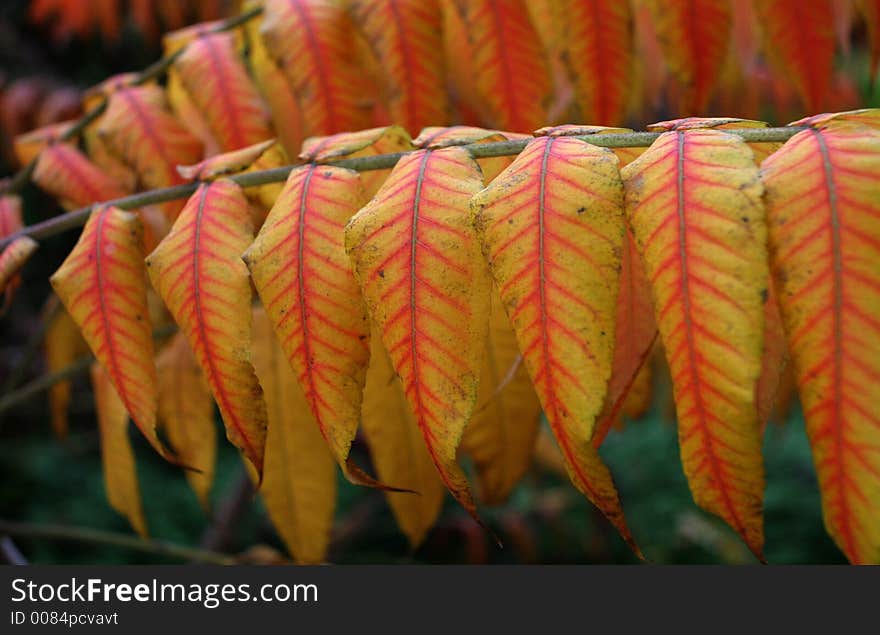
[
  {"xmin": 146, "ymin": 180, "xmax": 268, "ymax": 476},
  {"xmin": 450, "ymin": 0, "xmax": 551, "ymax": 132},
  {"xmin": 90, "ymin": 362, "xmax": 147, "ymax": 537},
  {"xmin": 300, "ymin": 125, "xmax": 414, "ymax": 197},
  {"xmin": 535, "ymin": 124, "xmax": 646, "ymax": 168},
  {"xmin": 413, "ymin": 125, "xmax": 529, "ymax": 184},
  {"xmin": 97, "ymin": 83, "xmax": 203, "ymax": 220},
  {"xmin": 174, "ymin": 30, "xmax": 273, "ymax": 151},
  {"xmin": 558, "ymin": 0, "xmax": 633, "ymax": 125},
  {"xmin": 754, "ymin": 0, "xmax": 834, "ymax": 111},
  {"xmin": 643, "ymin": 0, "xmax": 731, "ymax": 113},
  {"xmin": 32, "ymin": 143, "xmax": 129, "ymax": 210},
  {"xmin": 345, "ymin": 147, "xmax": 490, "ymax": 527},
  {"xmin": 462, "ymin": 292, "xmax": 541, "ymax": 505},
  {"xmin": 762, "ymin": 119, "xmax": 880, "ymax": 564},
  {"xmin": 622, "ymin": 129, "xmax": 767, "ymax": 559},
  {"xmin": 156, "ymin": 332, "xmax": 216, "ymax": 510},
  {"xmin": 50, "ymin": 206, "xmax": 172, "ymax": 462},
  {"xmin": 252, "ymin": 307, "xmax": 337, "ymax": 564},
  {"xmin": 351, "ymin": 0, "xmax": 448, "ymax": 134},
  {"xmin": 260, "ymin": 0, "xmax": 372, "ymax": 136},
  {"xmin": 245, "ymin": 163, "xmax": 387, "ymax": 488},
  {"xmin": 0, "ymin": 236, "xmax": 37, "ymax": 301},
  {"xmin": 44, "ymin": 304, "xmax": 89, "ymax": 438},
  {"xmin": 362, "ymin": 337, "xmax": 445, "ymax": 547},
  {"xmin": 471, "ymin": 136, "xmax": 638, "ymax": 552},
  {"xmin": 647, "ymin": 117, "xmax": 782, "ymax": 162}
]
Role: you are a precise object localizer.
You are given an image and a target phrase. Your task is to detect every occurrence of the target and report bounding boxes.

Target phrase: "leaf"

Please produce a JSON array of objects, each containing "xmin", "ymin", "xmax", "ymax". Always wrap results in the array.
[
  {"xmin": 647, "ymin": 117, "xmax": 782, "ymax": 163},
  {"xmin": 244, "ymin": 163, "xmax": 387, "ymax": 488},
  {"xmin": 252, "ymin": 306, "xmax": 337, "ymax": 564},
  {"xmin": 156, "ymin": 332, "xmax": 216, "ymax": 510},
  {"xmin": 361, "ymin": 335, "xmax": 446, "ymax": 548},
  {"xmin": 90, "ymin": 363, "xmax": 148, "ymax": 537},
  {"xmin": 450, "ymin": 0, "xmax": 551, "ymax": 131},
  {"xmin": 260, "ymin": 0, "xmax": 373, "ymax": 136},
  {"xmin": 176, "ymin": 138, "xmax": 277, "ymax": 181},
  {"xmin": 471, "ymin": 136, "xmax": 639, "ymax": 554},
  {"xmin": 242, "ymin": 1, "xmax": 305, "ymax": 157},
  {"xmin": 50, "ymin": 206, "xmax": 173, "ymax": 462},
  {"xmin": 756, "ymin": 281, "xmax": 787, "ymax": 432},
  {"xmin": 461, "ymin": 292, "xmax": 541, "ymax": 505},
  {"xmin": 0, "ymin": 195, "xmax": 26, "ymax": 308},
  {"xmin": 535, "ymin": 123, "xmax": 647, "ymax": 167},
  {"xmin": 32, "ymin": 143, "xmax": 129, "ymax": 210},
  {"xmin": 413, "ymin": 125, "xmax": 530, "ymax": 183},
  {"xmin": 593, "ymin": 230, "xmax": 658, "ymax": 446},
  {"xmin": 622, "ymin": 129, "xmax": 768, "ymax": 559},
  {"xmin": 174, "ymin": 30, "xmax": 273, "ymax": 151},
  {"xmin": 351, "ymin": 0, "xmax": 449, "ymax": 135},
  {"xmin": 558, "ymin": 0, "xmax": 634, "ymax": 125},
  {"xmin": 97, "ymin": 84, "xmax": 203, "ymax": 221},
  {"xmin": 643, "ymin": 0, "xmax": 731, "ymax": 113},
  {"xmin": 754, "ymin": 0, "xmax": 834, "ymax": 111},
  {"xmin": 44, "ymin": 305, "xmax": 89, "ymax": 438},
  {"xmin": 300, "ymin": 125, "xmax": 414, "ymax": 197},
  {"xmin": 0, "ymin": 195, "xmax": 23, "ymax": 239},
  {"xmin": 790, "ymin": 108, "xmax": 880, "ymax": 131},
  {"xmin": 621, "ymin": 351, "xmax": 654, "ymax": 421},
  {"xmin": 0, "ymin": 236, "xmax": 38, "ymax": 302},
  {"xmin": 12, "ymin": 120, "xmax": 74, "ymax": 166},
  {"xmin": 761, "ymin": 120, "xmax": 880, "ymax": 564},
  {"xmin": 345, "ymin": 146, "xmax": 490, "ymax": 529},
  {"xmin": 146, "ymin": 180, "xmax": 268, "ymax": 476}
]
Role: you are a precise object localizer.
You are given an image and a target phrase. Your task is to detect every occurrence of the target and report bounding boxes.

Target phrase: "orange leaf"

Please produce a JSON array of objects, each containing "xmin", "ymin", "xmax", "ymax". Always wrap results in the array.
[
  {"xmin": 177, "ymin": 138, "xmax": 277, "ymax": 181},
  {"xmin": 534, "ymin": 123, "xmax": 648, "ymax": 173},
  {"xmin": 622, "ymin": 129, "xmax": 767, "ymax": 559},
  {"xmin": 242, "ymin": 2, "xmax": 305, "ymax": 157},
  {"xmin": 252, "ymin": 307, "xmax": 337, "ymax": 563},
  {"xmin": 647, "ymin": 116, "xmax": 782, "ymax": 162},
  {"xmin": 762, "ymin": 120, "xmax": 880, "ymax": 564},
  {"xmin": 345, "ymin": 147, "xmax": 490, "ymax": 530},
  {"xmin": 0, "ymin": 195, "xmax": 23, "ymax": 239},
  {"xmin": 471, "ymin": 136, "xmax": 639, "ymax": 554},
  {"xmin": 790, "ymin": 108, "xmax": 880, "ymax": 131},
  {"xmin": 146, "ymin": 180, "xmax": 268, "ymax": 476},
  {"xmin": 362, "ymin": 336, "xmax": 445, "ymax": 548},
  {"xmin": 50, "ymin": 206, "xmax": 172, "ymax": 462},
  {"xmin": 351, "ymin": 0, "xmax": 449, "ymax": 135},
  {"xmin": 860, "ymin": 0, "xmax": 880, "ymax": 79},
  {"xmin": 261, "ymin": 0, "xmax": 373, "ymax": 136},
  {"xmin": 0, "ymin": 236, "xmax": 38, "ymax": 301},
  {"xmin": 462, "ymin": 292, "xmax": 541, "ymax": 505},
  {"xmin": 97, "ymin": 84, "xmax": 203, "ymax": 220},
  {"xmin": 174, "ymin": 30, "xmax": 273, "ymax": 152},
  {"xmin": 44, "ymin": 305, "xmax": 89, "ymax": 438},
  {"xmin": 413, "ymin": 125, "xmax": 529, "ymax": 183},
  {"xmin": 32, "ymin": 143, "xmax": 129, "ymax": 211},
  {"xmin": 593, "ymin": 231, "xmax": 657, "ymax": 446},
  {"xmin": 757, "ymin": 281, "xmax": 787, "ymax": 433},
  {"xmin": 244, "ymin": 164, "xmax": 388, "ymax": 489},
  {"xmin": 643, "ymin": 0, "xmax": 731, "ymax": 113},
  {"xmin": 450, "ymin": 0, "xmax": 551, "ymax": 132},
  {"xmin": 754, "ymin": 0, "xmax": 834, "ymax": 111},
  {"xmin": 12, "ymin": 120, "xmax": 74, "ymax": 166},
  {"xmin": 156, "ymin": 332, "xmax": 216, "ymax": 510},
  {"xmin": 90, "ymin": 363, "xmax": 147, "ymax": 537},
  {"xmin": 300, "ymin": 125, "xmax": 414, "ymax": 197},
  {"xmin": 558, "ymin": 0, "xmax": 633, "ymax": 125}
]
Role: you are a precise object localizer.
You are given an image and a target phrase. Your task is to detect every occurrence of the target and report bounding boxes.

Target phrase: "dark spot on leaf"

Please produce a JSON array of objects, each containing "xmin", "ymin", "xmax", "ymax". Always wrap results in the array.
[
  {"xmin": 760, "ymin": 288, "xmax": 768, "ymax": 303},
  {"xmin": 577, "ymin": 207, "xmax": 586, "ymax": 215},
  {"xmin": 741, "ymin": 216, "xmax": 749, "ymax": 223},
  {"xmin": 378, "ymin": 270, "xmax": 385, "ymax": 278}
]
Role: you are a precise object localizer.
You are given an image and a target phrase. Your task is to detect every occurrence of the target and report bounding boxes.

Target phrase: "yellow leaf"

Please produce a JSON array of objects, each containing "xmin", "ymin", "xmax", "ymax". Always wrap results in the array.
[
  {"xmin": 44, "ymin": 304, "xmax": 89, "ymax": 439},
  {"xmin": 413, "ymin": 125, "xmax": 530, "ymax": 184},
  {"xmin": 622, "ymin": 129, "xmax": 767, "ymax": 559},
  {"xmin": 156, "ymin": 333, "xmax": 216, "ymax": 511},
  {"xmin": 252, "ymin": 306, "xmax": 337, "ymax": 564},
  {"xmin": 146, "ymin": 180, "xmax": 268, "ymax": 476},
  {"xmin": 345, "ymin": 147, "xmax": 490, "ymax": 530},
  {"xmin": 362, "ymin": 335, "xmax": 444, "ymax": 548},
  {"xmin": 90, "ymin": 363, "xmax": 147, "ymax": 537},
  {"xmin": 462, "ymin": 292, "xmax": 541, "ymax": 505},
  {"xmin": 471, "ymin": 135, "xmax": 639, "ymax": 554}
]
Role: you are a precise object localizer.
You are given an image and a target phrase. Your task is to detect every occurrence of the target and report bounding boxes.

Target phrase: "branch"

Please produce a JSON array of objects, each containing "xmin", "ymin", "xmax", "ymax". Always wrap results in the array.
[
  {"xmin": 0, "ymin": 324, "xmax": 177, "ymax": 417},
  {"xmin": 0, "ymin": 518, "xmax": 235, "ymax": 565},
  {"xmin": 0, "ymin": 5, "xmax": 264, "ymax": 197},
  {"xmin": 0, "ymin": 125, "xmax": 804, "ymax": 251}
]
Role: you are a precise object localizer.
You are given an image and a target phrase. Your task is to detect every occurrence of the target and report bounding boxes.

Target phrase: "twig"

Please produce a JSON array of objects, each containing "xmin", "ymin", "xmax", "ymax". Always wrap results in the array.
[
  {"xmin": 0, "ymin": 324, "xmax": 177, "ymax": 417},
  {"xmin": 0, "ymin": 5, "xmax": 264, "ymax": 197},
  {"xmin": 199, "ymin": 470, "xmax": 254, "ymax": 553},
  {"xmin": 0, "ymin": 518, "xmax": 235, "ymax": 565},
  {"xmin": 0, "ymin": 536, "xmax": 28, "ymax": 565},
  {"xmin": 0, "ymin": 125, "xmax": 805, "ymax": 251}
]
